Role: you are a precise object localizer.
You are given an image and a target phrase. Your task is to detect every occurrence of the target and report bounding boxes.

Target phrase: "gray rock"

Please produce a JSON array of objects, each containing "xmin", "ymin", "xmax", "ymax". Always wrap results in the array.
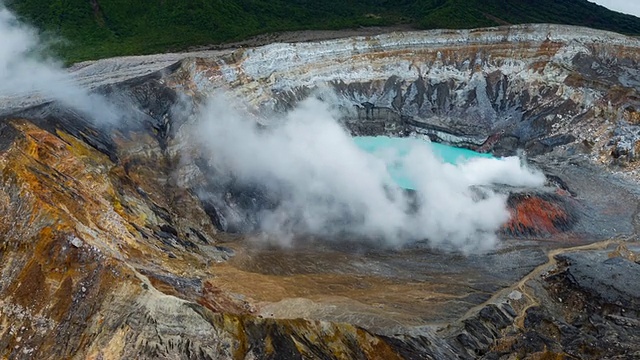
[{"xmin": 557, "ymin": 251, "xmax": 640, "ymax": 310}]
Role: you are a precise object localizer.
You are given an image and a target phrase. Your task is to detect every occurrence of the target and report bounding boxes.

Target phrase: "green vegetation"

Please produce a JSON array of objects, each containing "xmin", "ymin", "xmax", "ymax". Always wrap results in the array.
[
  {"xmin": 416, "ymin": 0, "xmax": 640, "ymax": 34},
  {"xmin": 6, "ymin": 0, "xmax": 640, "ymax": 63}
]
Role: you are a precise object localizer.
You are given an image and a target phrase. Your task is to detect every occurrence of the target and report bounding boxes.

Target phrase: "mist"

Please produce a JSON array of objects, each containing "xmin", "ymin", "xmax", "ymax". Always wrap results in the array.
[
  {"xmin": 195, "ymin": 94, "xmax": 546, "ymax": 253},
  {"xmin": 0, "ymin": 5, "xmax": 120, "ymax": 123}
]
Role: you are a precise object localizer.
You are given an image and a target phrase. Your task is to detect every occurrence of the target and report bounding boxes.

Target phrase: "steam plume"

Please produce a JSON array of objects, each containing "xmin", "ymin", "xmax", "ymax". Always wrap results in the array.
[
  {"xmin": 195, "ymin": 94, "xmax": 546, "ymax": 253},
  {"xmin": 0, "ymin": 5, "xmax": 120, "ymax": 123}
]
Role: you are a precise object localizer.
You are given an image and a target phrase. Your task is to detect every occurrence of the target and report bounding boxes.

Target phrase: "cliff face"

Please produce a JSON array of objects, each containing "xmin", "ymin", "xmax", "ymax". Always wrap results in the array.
[
  {"xmin": 169, "ymin": 24, "xmax": 640, "ymax": 164},
  {"xmin": 1, "ymin": 24, "xmax": 640, "ymax": 359}
]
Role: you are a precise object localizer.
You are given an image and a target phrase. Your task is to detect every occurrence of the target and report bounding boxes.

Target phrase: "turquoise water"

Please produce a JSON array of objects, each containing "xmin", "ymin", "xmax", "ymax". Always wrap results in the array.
[{"xmin": 353, "ymin": 136, "xmax": 493, "ymax": 189}]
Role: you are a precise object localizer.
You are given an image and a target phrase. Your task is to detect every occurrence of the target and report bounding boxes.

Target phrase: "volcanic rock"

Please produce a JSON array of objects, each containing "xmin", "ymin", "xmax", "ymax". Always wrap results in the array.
[{"xmin": 1, "ymin": 24, "xmax": 640, "ymax": 359}]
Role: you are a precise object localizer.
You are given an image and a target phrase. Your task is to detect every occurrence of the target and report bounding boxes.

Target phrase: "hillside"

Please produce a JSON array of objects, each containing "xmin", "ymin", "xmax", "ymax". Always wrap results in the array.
[{"xmin": 6, "ymin": 0, "xmax": 640, "ymax": 65}]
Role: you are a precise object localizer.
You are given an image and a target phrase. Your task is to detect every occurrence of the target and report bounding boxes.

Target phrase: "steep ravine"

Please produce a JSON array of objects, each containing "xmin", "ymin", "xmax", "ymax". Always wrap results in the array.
[{"xmin": 1, "ymin": 24, "xmax": 640, "ymax": 359}]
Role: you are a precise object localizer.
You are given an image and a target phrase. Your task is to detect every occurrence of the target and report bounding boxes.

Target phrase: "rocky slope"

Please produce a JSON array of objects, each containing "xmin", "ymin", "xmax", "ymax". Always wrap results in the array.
[
  {"xmin": 169, "ymin": 24, "xmax": 640, "ymax": 164},
  {"xmin": 1, "ymin": 24, "xmax": 640, "ymax": 359}
]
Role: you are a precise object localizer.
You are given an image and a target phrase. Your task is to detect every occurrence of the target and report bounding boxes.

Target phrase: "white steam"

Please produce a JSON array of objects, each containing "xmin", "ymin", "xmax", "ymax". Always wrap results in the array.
[
  {"xmin": 195, "ymin": 94, "xmax": 546, "ymax": 253},
  {"xmin": 0, "ymin": 5, "xmax": 120, "ymax": 123}
]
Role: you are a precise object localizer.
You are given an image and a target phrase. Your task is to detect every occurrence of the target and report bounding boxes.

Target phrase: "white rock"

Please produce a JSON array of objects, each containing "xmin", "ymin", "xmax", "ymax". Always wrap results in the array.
[
  {"xmin": 508, "ymin": 290, "xmax": 523, "ymax": 301},
  {"xmin": 70, "ymin": 237, "xmax": 84, "ymax": 248}
]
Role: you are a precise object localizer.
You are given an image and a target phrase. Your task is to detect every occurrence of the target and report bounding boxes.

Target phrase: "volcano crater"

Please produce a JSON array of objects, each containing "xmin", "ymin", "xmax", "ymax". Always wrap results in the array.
[{"xmin": 2, "ymin": 24, "xmax": 640, "ymax": 359}]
